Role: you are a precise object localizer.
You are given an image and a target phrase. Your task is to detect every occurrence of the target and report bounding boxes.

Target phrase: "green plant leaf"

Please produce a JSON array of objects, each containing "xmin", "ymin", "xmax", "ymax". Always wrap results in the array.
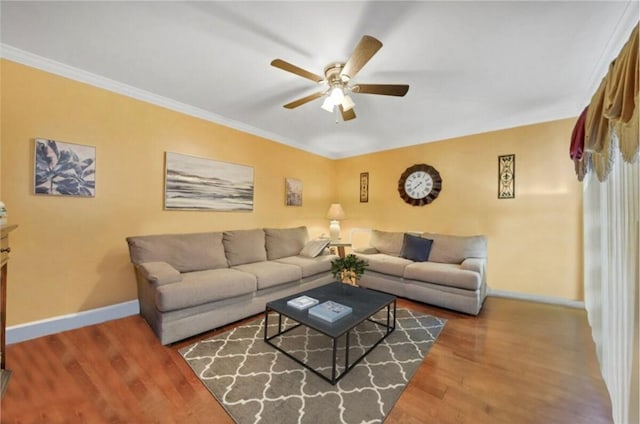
[{"xmin": 330, "ymin": 254, "xmax": 369, "ymax": 281}]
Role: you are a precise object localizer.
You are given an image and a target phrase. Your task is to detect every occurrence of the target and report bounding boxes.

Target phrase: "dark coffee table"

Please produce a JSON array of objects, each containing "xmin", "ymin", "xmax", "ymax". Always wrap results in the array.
[{"xmin": 264, "ymin": 282, "xmax": 396, "ymax": 385}]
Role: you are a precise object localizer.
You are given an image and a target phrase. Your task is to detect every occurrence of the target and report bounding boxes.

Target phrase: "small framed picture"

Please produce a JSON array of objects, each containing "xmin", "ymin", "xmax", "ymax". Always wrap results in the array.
[
  {"xmin": 285, "ymin": 177, "xmax": 302, "ymax": 206},
  {"xmin": 360, "ymin": 172, "xmax": 369, "ymax": 203},
  {"xmin": 34, "ymin": 138, "xmax": 96, "ymax": 197}
]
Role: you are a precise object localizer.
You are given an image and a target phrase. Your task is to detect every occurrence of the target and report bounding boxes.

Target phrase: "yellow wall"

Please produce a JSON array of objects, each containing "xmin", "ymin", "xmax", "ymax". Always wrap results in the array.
[
  {"xmin": 1, "ymin": 60, "xmax": 583, "ymax": 327},
  {"xmin": 335, "ymin": 119, "xmax": 583, "ymax": 300},
  {"xmin": 0, "ymin": 60, "xmax": 335, "ymax": 325}
]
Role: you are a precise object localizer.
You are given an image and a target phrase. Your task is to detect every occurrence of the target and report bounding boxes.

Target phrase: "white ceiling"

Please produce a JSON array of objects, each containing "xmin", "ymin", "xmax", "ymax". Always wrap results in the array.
[{"xmin": 1, "ymin": 1, "xmax": 638, "ymax": 159}]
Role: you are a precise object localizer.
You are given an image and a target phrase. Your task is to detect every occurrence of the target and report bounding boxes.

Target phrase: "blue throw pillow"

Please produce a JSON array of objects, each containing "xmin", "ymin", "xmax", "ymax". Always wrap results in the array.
[{"xmin": 400, "ymin": 233, "xmax": 433, "ymax": 262}]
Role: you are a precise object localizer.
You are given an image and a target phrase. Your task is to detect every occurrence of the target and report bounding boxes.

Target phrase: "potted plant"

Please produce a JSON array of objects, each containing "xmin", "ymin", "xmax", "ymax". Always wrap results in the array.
[{"xmin": 330, "ymin": 254, "xmax": 369, "ymax": 286}]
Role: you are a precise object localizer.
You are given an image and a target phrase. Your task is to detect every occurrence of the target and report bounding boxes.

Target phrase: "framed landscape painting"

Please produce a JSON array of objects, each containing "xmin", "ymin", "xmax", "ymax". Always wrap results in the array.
[
  {"xmin": 34, "ymin": 138, "xmax": 96, "ymax": 197},
  {"xmin": 164, "ymin": 152, "xmax": 254, "ymax": 211},
  {"xmin": 285, "ymin": 178, "xmax": 302, "ymax": 206}
]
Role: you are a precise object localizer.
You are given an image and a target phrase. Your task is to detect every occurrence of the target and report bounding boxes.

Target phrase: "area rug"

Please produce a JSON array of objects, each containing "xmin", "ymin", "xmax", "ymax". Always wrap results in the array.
[{"xmin": 179, "ymin": 308, "xmax": 446, "ymax": 424}]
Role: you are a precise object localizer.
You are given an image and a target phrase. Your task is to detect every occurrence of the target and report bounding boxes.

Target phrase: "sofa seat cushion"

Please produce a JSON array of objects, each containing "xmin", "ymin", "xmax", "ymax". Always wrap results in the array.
[
  {"xmin": 355, "ymin": 253, "xmax": 413, "ymax": 277},
  {"xmin": 275, "ymin": 254, "xmax": 334, "ymax": 278},
  {"xmin": 265, "ymin": 227, "xmax": 309, "ymax": 260},
  {"xmin": 404, "ymin": 261, "xmax": 481, "ymax": 290},
  {"xmin": 155, "ymin": 268, "xmax": 257, "ymax": 312},
  {"xmin": 233, "ymin": 261, "xmax": 302, "ymax": 290},
  {"xmin": 127, "ymin": 232, "xmax": 228, "ymax": 272}
]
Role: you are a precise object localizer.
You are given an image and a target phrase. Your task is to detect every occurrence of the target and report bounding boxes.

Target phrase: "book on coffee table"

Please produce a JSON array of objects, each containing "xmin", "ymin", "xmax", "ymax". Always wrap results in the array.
[
  {"xmin": 286, "ymin": 295, "xmax": 319, "ymax": 310},
  {"xmin": 308, "ymin": 300, "xmax": 353, "ymax": 323}
]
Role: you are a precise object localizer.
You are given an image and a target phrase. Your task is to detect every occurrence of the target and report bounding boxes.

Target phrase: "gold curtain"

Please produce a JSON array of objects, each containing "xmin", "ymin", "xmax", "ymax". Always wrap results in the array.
[{"xmin": 578, "ymin": 24, "xmax": 639, "ymax": 182}]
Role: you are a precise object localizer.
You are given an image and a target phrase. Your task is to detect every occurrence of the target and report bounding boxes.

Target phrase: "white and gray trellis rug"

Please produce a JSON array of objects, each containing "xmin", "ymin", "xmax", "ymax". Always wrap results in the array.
[{"xmin": 179, "ymin": 308, "xmax": 446, "ymax": 424}]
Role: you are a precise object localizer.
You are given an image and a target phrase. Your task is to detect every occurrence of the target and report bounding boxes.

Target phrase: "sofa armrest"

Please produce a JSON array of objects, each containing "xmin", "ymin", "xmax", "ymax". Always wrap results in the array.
[
  {"xmin": 137, "ymin": 262, "xmax": 182, "ymax": 286},
  {"xmin": 353, "ymin": 247, "xmax": 379, "ymax": 254},
  {"xmin": 461, "ymin": 258, "xmax": 485, "ymax": 274}
]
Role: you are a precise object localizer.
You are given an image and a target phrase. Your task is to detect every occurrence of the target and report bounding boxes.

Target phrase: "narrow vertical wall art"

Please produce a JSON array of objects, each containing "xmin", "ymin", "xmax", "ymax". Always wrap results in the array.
[
  {"xmin": 498, "ymin": 154, "xmax": 515, "ymax": 199},
  {"xmin": 360, "ymin": 172, "xmax": 369, "ymax": 203}
]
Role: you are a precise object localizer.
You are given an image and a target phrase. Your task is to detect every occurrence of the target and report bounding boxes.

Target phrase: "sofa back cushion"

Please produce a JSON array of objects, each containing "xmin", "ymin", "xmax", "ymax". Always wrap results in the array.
[
  {"xmin": 223, "ymin": 229, "xmax": 267, "ymax": 266},
  {"xmin": 126, "ymin": 232, "xmax": 227, "ymax": 272},
  {"xmin": 370, "ymin": 229, "xmax": 404, "ymax": 256},
  {"xmin": 422, "ymin": 233, "xmax": 487, "ymax": 264},
  {"xmin": 264, "ymin": 226, "xmax": 309, "ymax": 260}
]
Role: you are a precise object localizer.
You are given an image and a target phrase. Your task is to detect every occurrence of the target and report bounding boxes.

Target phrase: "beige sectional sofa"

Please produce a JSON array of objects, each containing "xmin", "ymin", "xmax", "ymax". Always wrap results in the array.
[
  {"xmin": 126, "ymin": 226, "xmax": 336, "ymax": 344},
  {"xmin": 353, "ymin": 229, "xmax": 488, "ymax": 315}
]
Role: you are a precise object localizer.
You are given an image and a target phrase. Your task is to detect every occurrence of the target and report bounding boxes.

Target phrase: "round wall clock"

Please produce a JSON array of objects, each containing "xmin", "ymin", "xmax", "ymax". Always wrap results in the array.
[{"xmin": 398, "ymin": 163, "xmax": 442, "ymax": 206}]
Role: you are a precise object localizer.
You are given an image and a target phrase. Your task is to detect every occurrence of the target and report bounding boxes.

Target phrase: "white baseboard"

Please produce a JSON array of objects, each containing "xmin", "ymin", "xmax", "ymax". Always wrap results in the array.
[
  {"xmin": 488, "ymin": 288, "xmax": 585, "ymax": 309},
  {"xmin": 5, "ymin": 290, "xmax": 583, "ymax": 344},
  {"xmin": 6, "ymin": 300, "xmax": 140, "ymax": 344}
]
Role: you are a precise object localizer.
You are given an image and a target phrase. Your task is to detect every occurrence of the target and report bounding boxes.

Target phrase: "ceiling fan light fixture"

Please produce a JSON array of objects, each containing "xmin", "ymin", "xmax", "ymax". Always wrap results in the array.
[
  {"xmin": 341, "ymin": 94, "xmax": 355, "ymax": 112},
  {"xmin": 329, "ymin": 86, "xmax": 344, "ymax": 105},
  {"xmin": 271, "ymin": 35, "xmax": 409, "ymax": 122},
  {"xmin": 321, "ymin": 97, "xmax": 334, "ymax": 112}
]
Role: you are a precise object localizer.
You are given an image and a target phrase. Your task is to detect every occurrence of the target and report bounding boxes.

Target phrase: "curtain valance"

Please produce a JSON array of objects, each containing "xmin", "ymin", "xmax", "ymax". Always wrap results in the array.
[{"xmin": 572, "ymin": 24, "xmax": 638, "ymax": 182}]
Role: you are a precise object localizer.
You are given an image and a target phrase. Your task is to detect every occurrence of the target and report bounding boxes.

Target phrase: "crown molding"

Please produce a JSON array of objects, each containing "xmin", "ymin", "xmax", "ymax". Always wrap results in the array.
[
  {"xmin": 581, "ymin": 4, "xmax": 639, "ymax": 106},
  {"xmin": 0, "ymin": 44, "xmax": 330, "ymax": 158}
]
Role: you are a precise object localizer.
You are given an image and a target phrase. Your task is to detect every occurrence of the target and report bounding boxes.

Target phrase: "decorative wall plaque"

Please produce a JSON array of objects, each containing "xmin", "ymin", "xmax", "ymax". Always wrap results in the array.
[
  {"xmin": 360, "ymin": 172, "xmax": 369, "ymax": 203},
  {"xmin": 498, "ymin": 154, "xmax": 515, "ymax": 199}
]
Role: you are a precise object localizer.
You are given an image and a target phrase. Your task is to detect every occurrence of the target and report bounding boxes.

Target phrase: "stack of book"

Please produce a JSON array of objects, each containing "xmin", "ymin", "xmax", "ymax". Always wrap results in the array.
[
  {"xmin": 308, "ymin": 301, "xmax": 352, "ymax": 323},
  {"xmin": 286, "ymin": 295, "xmax": 319, "ymax": 310}
]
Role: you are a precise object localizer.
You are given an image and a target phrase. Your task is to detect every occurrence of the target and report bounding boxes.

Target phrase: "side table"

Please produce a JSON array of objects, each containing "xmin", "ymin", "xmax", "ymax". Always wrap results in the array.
[{"xmin": 329, "ymin": 241, "xmax": 351, "ymax": 258}]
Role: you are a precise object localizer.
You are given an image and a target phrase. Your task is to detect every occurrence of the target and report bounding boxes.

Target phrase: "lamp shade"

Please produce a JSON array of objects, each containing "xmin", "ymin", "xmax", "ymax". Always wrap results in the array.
[
  {"xmin": 321, "ymin": 97, "xmax": 334, "ymax": 112},
  {"xmin": 326, "ymin": 203, "xmax": 345, "ymax": 220},
  {"xmin": 329, "ymin": 86, "xmax": 344, "ymax": 104}
]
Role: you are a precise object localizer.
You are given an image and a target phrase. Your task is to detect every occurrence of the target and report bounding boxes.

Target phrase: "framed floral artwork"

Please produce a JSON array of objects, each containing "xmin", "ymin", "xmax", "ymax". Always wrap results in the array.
[{"xmin": 34, "ymin": 138, "xmax": 96, "ymax": 197}]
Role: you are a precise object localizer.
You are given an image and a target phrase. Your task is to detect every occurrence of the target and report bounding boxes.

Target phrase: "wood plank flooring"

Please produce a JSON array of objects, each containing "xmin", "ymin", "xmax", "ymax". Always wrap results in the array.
[{"xmin": 1, "ymin": 297, "xmax": 612, "ymax": 423}]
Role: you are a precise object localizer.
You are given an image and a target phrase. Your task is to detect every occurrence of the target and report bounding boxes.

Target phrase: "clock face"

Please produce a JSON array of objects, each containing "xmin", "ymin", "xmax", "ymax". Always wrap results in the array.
[
  {"xmin": 404, "ymin": 171, "xmax": 434, "ymax": 199},
  {"xmin": 398, "ymin": 164, "xmax": 442, "ymax": 206}
]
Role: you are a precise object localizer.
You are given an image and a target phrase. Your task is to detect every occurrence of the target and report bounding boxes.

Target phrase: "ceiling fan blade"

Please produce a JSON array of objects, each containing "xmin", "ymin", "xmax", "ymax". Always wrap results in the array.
[
  {"xmin": 352, "ymin": 84, "xmax": 409, "ymax": 97},
  {"xmin": 341, "ymin": 35, "xmax": 383, "ymax": 80},
  {"xmin": 271, "ymin": 59, "xmax": 324, "ymax": 83},
  {"xmin": 283, "ymin": 91, "xmax": 325, "ymax": 109},
  {"xmin": 339, "ymin": 105, "xmax": 356, "ymax": 121}
]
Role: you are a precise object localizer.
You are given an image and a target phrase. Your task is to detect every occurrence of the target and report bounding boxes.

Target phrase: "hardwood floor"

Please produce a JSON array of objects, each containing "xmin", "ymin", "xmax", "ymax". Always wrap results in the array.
[{"xmin": 1, "ymin": 297, "xmax": 611, "ymax": 423}]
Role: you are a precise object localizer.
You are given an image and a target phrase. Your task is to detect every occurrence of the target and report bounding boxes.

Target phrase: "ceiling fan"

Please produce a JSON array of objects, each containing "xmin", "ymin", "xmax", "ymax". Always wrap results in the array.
[{"xmin": 271, "ymin": 35, "xmax": 409, "ymax": 121}]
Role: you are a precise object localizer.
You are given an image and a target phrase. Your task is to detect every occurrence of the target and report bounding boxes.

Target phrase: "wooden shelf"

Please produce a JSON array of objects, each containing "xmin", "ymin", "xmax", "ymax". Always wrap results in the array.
[{"xmin": 1, "ymin": 224, "xmax": 17, "ymax": 399}]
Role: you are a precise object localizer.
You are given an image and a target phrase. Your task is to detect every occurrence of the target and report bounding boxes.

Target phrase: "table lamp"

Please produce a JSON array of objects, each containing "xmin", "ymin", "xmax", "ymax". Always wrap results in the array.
[{"xmin": 326, "ymin": 203, "xmax": 345, "ymax": 241}]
